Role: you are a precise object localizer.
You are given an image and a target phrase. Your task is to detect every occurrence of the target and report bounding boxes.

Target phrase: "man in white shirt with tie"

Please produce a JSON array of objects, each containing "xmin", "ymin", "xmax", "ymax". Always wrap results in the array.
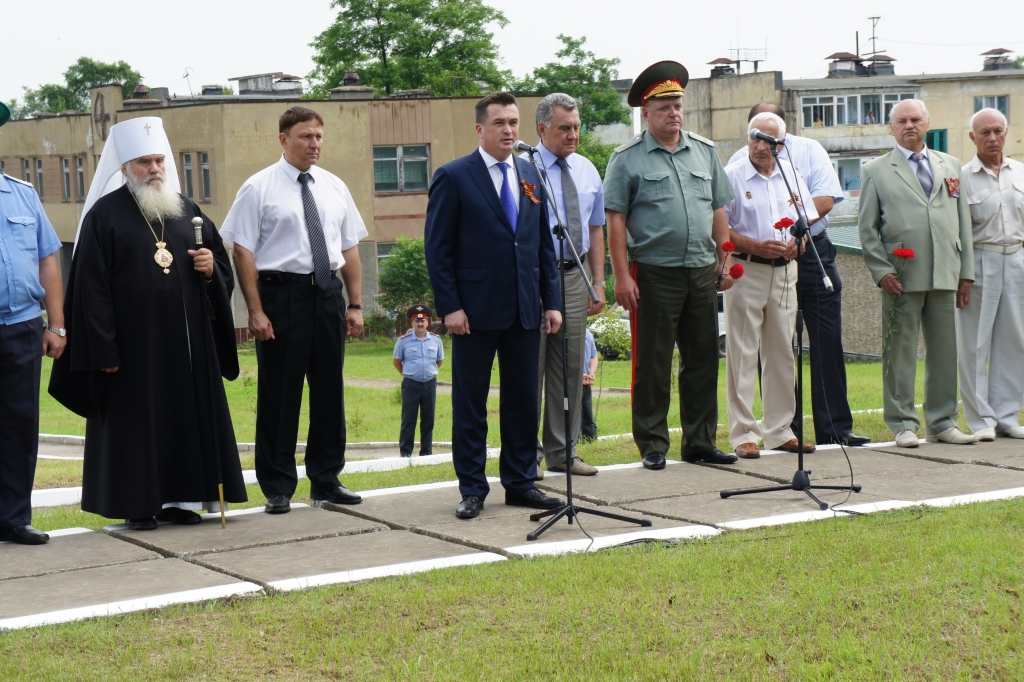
[
  {"xmin": 221, "ymin": 107, "xmax": 368, "ymax": 513},
  {"xmin": 527, "ymin": 93, "xmax": 607, "ymax": 479}
]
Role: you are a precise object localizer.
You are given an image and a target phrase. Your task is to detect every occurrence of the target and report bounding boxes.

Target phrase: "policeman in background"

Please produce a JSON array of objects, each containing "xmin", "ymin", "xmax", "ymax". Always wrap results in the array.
[
  {"xmin": 393, "ymin": 304, "xmax": 444, "ymax": 457},
  {"xmin": 0, "ymin": 99, "xmax": 67, "ymax": 545}
]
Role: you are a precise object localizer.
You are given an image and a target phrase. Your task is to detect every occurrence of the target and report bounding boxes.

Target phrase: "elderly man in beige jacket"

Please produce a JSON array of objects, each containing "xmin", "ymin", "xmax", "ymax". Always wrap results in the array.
[{"xmin": 858, "ymin": 99, "xmax": 976, "ymax": 448}]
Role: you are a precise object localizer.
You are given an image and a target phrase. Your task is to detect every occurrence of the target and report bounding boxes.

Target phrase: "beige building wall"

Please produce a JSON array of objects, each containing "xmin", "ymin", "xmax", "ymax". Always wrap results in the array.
[
  {"xmin": 919, "ymin": 77, "xmax": 1024, "ymax": 163},
  {"xmin": 685, "ymin": 71, "xmax": 784, "ymax": 165}
]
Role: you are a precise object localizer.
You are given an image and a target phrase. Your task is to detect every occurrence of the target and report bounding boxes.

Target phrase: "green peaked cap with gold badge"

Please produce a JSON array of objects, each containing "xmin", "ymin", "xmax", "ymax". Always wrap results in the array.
[
  {"xmin": 627, "ymin": 61, "xmax": 690, "ymax": 108},
  {"xmin": 0, "ymin": 100, "xmax": 11, "ymax": 128}
]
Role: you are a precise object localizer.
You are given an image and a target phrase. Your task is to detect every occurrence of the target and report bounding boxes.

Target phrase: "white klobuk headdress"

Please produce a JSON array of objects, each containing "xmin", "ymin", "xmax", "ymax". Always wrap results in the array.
[{"xmin": 75, "ymin": 116, "xmax": 180, "ymax": 249}]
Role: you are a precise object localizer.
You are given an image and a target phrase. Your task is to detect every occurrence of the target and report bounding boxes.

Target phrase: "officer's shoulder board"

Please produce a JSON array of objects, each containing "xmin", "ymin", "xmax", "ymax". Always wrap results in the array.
[
  {"xmin": 401, "ymin": 329, "xmax": 414, "ymax": 338},
  {"xmin": 614, "ymin": 135, "xmax": 643, "ymax": 154},
  {"xmin": 428, "ymin": 331, "xmax": 441, "ymax": 338},
  {"xmin": 687, "ymin": 132, "xmax": 715, "ymax": 147},
  {"xmin": 3, "ymin": 173, "xmax": 34, "ymax": 187}
]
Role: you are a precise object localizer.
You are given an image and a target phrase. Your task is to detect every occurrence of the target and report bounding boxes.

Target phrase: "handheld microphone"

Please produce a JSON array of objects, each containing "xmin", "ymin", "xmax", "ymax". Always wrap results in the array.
[
  {"xmin": 513, "ymin": 140, "xmax": 538, "ymax": 154},
  {"xmin": 748, "ymin": 129, "xmax": 784, "ymax": 146},
  {"xmin": 192, "ymin": 216, "xmax": 204, "ymax": 246}
]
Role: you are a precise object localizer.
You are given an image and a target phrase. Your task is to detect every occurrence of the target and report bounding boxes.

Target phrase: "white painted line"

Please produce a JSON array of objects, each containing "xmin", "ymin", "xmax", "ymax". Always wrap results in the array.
[
  {"xmin": 718, "ymin": 509, "xmax": 844, "ymax": 530},
  {"xmin": 36, "ymin": 455, "xmax": 83, "ymax": 461},
  {"xmin": 46, "ymin": 527, "xmax": 93, "ymax": 538},
  {"xmin": 38, "ymin": 434, "xmax": 85, "ymax": 445},
  {"xmin": 0, "ymin": 582, "xmax": 262, "ymax": 631},
  {"xmin": 358, "ymin": 478, "xmax": 502, "ymax": 499},
  {"xmin": 833, "ymin": 499, "xmax": 918, "ymax": 514},
  {"xmin": 267, "ymin": 552, "xmax": 506, "ymax": 591},
  {"xmin": 102, "ymin": 504, "xmax": 313, "ymax": 530},
  {"xmin": 920, "ymin": 487, "xmax": 1024, "ymax": 508},
  {"xmin": 31, "ymin": 487, "xmax": 82, "ymax": 508},
  {"xmin": 505, "ymin": 524, "xmax": 721, "ymax": 557}
]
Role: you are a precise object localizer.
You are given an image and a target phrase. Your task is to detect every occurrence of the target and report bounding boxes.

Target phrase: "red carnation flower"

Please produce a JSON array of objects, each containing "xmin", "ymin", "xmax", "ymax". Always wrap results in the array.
[
  {"xmin": 892, "ymin": 248, "xmax": 916, "ymax": 259},
  {"xmin": 722, "ymin": 241, "xmax": 736, "ymax": 253},
  {"xmin": 729, "ymin": 263, "xmax": 745, "ymax": 279},
  {"xmin": 774, "ymin": 217, "xmax": 795, "ymax": 229}
]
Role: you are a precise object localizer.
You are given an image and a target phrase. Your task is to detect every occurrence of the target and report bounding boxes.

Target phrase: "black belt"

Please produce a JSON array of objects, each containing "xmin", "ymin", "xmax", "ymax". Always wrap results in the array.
[
  {"xmin": 733, "ymin": 252, "xmax": 788, "ymax": 267},
  {"xmin": 558, "ymin": 253, "xmax": 586, "ymax": 271},
  {"xmin": 258, "ymin": 270, "xmax": 337, "ymax": 285}
]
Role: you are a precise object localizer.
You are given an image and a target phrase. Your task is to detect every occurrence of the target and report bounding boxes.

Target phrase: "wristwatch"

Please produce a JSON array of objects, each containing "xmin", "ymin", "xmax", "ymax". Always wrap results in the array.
[
  {"xmin": 347, "ymin": 304, "xmax": 362, "ymax": 310},
  {"xmin": 45, "ymin": 324, "xmax": 66, "ymax": 337}
]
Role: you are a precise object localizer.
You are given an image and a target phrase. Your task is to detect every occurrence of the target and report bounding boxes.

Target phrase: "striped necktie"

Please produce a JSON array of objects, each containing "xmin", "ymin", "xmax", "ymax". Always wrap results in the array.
[{"xmin": 297, "ymin": 172, "xmax": 333, "ymax": 290}]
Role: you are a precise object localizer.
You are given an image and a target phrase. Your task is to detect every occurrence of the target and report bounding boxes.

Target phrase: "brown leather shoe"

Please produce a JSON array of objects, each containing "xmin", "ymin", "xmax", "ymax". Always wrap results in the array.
[
  {"xmin": 776, "ymin": 438, "xmax": 816, "ymax": 453},
  {"xmin": 736, "ymin": 442, "xmax": 760, "ymax": 459},
  {"xmin": 548, "ymin": 457, "xmax": 599, "ymax": 476}
]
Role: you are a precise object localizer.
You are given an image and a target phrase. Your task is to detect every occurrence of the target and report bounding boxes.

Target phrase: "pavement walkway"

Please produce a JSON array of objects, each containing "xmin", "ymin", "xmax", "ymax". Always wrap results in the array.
[{"xmin": 4, "ymin": 438, "xmax": 1024, "ymax": 631}]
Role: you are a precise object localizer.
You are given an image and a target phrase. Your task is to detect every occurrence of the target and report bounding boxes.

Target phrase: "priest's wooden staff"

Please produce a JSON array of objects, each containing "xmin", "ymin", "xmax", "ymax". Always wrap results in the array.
[{"xmin": 193, "ymin": 216, "xmax": 227, "ymax": 528}]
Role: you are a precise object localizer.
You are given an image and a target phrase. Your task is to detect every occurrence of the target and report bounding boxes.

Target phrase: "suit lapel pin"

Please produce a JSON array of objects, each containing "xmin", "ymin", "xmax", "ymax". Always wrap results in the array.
[{"xmin": 745, "ymin": 191, "xmax": 752, "ymax": 199}]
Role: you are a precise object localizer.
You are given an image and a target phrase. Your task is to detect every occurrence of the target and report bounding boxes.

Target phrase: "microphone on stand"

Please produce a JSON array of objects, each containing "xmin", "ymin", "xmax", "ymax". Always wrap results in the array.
[
  {"xmin": 513, "ymin": 140, "xmax": 538, "ymax": 154},
  {"xmin": 748, "ymin": 129, "xmax": 784, "ymax": 146}
]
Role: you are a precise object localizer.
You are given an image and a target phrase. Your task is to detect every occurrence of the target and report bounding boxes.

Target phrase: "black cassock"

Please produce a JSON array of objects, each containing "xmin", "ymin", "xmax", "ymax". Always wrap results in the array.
[{"xmin": 49, "ymin": 185, "xmax": 247, "ymax": 519}]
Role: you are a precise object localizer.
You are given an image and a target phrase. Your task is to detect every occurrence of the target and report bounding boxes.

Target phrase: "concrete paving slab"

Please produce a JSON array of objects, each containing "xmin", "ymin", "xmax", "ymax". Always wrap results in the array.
[
  {"xmin": 0, "ymin": 558, "xmax": 260, "ymax": 629},
  {"xmin": 323, "ymin": 481, "xmax": 529, "ymax": 528},
  {"xmin": 0, "ymin": 529, "xmax": 158, "ymax": 581},
  {"xmin": 705, "ymin": 447, "xmax": 948, "ymax": 484},
  {"xmin": 417, "ymin": 504, "xmax": 711, "ymax": 555},
  {"xmin": 870, "ymin": 439, "xmax": 1024, "ymax": 468},
  {"xmin": 198, "ymin": 529, "xmax": 502, "ymax": 589},
  {"xmin": 624, "ymin": 488, "xmax": 891, "ymax": 527},
  {"xmin": 851, "ymin": 463, "xmax": 1024, "ymax": 501},
  {"xmin": 106, "ymin": 506, "xmax": 386, "ymax": 557},
  {"xmin": 535, "ymin": 462, "xmax": 767, "ymax": 505}
]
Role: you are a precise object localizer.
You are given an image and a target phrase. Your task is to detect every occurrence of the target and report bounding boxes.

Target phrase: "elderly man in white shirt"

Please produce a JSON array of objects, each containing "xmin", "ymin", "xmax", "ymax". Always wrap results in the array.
[
  {"xmin": 956, "ymin": 107, "xmax": 1024, "ymax": 440},
  {"xmin": 723, "ymin": 112, "xmax": 818, "ymax": 458},
  {"xmin": 525, "ymin": 93, "xmax": 607, "ymax": 479},
  {"xmin": 221, "ymin": 106, "xmax": 368, "ymax": 514},
  {"xmin": 729, "ymin": 103, "xmax": 870, "ymax": 448}
]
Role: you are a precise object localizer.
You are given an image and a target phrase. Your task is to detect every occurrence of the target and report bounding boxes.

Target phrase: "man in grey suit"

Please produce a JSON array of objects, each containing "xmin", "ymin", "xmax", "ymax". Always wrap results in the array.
[{"xmin": 859, "ymin": 99, "xmax": 977, "ymax": 448}]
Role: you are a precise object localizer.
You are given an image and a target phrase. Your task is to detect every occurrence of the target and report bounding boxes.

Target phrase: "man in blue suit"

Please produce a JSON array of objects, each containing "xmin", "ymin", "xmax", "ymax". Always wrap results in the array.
[{"xmin": 425, "ymin": 92, "xmax": 565, "ymax": 519}]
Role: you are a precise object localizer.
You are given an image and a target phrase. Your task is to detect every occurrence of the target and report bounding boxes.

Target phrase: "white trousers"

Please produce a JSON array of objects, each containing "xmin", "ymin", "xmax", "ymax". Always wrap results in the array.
[
  {"xmin": 725, "ymin": 260, "xmax": 799, "ymax": 450},
  {"xmin": 956, "ymin": 247, "xmax": 1024, "ymax": 432}
]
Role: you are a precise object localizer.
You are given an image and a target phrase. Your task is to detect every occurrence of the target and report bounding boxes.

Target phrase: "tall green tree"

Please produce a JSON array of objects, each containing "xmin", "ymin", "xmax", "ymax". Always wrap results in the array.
[
  {"xmin": 514, "ymin": 35, "xmax": 630, "ymax": 131},
  {"xmin": 376, "ymin": 236, "xmax": 434, "ymax": 317},
  {"xmin": 8, "ymin": 57, "xmax": 142, "ymax": 119},
  {"xmin": 307, "ymin": 0, "xmax": 509, "ymax": 98}
]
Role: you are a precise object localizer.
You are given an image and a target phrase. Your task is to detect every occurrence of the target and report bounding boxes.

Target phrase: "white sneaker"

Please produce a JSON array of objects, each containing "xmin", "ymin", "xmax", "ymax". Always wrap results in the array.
[
  {"xmin": 974, "ymin": 427, "xmax": 997, "ymax": 442},
  {"xmin": 926, "ymin": 427, "xmax": 979, "ymax": 444},
  {"xmin": 894, "ymin": 430, "xmax": 920, "ymax": 448},
  {"xmin": 997, "ymin": 425, "xmax": 1024, "ymax": 439}
]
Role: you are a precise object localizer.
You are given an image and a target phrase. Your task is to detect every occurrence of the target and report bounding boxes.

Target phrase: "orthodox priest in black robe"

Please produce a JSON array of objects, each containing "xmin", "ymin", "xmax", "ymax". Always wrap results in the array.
[{"xmin": 48, "ymin": 116, "xmax": 246, "ymax": 528}]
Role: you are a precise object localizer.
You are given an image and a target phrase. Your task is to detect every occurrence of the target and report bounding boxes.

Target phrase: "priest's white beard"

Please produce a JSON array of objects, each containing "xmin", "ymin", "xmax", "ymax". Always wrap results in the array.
[{"xmin": 125, "ymin": 170, "xmax": 185, "ymax": 222}]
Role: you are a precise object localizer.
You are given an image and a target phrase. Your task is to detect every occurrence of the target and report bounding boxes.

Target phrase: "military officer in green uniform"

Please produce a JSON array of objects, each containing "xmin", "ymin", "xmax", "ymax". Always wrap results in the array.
[{"xmin": 604, "ymin": 61, "xmax": 739, "ymax": 470}]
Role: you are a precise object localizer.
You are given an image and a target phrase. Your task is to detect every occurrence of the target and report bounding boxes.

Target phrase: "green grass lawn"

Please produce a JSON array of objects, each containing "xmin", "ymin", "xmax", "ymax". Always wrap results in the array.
[{"xmin": 5, "ymin": 499, "xmax": 1023, "ymax": 680}]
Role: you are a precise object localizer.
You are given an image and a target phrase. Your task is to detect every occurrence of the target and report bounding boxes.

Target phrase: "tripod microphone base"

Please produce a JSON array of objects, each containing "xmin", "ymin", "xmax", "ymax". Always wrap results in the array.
[
  {"xmin": 720, "ymin": 468, "xmax": 861, "ymax": 511},
  {"xmin": 526, "ymin": 504, "xmax": 652, "ymax": 542}
]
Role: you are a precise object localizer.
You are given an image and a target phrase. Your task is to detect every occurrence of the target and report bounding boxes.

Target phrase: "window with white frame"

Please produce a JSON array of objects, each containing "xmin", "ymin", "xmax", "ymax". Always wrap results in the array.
[
  {"xmin": 76, "ymin": 157, "xmax": 85, "ymax": 200},
  {"xmin": 35, "ymin": 159, "xmax": 43, "ymax": 199},
  {"xmin": 803, "ymin": 92, "xmax": 913, "ymax": 128},
  {"xmin": 373, "ymin": 145, "xmax": 430, "ymax": 193},
  {"xmin": 62, "ymin": 158, "xmax": 72, "ymax": 201},
  {"xmin": 22, "ymin": 159, "xmax": 30, "ymax": 184},
  {"xmin": 884, "ymin": 93, "xmax": 915, "ymax": 122},
  {"xmin": 0, "ymin": 159, "xmax": 5, "ymax": 176},
  {"xmin": 200, "ymin": 152, "xmax": 211, "ymax": 201},
  {"xmin": 974, "ymin": 95, "xmax": 1009, "ymax": 120},
  {"xmin": 181, "ymin": 153, "xmax": 193, "ymax": 199}
]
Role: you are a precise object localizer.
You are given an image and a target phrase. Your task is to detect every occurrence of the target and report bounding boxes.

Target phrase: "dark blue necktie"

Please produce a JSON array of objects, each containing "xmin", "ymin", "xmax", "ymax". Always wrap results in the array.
[
  {"xmin": 498, "ymin": 162, "xmax": 518, "ymax": 232},
  {"xmin": 297, "ymin": 172, "xmax": 332, "ymax": 290}
]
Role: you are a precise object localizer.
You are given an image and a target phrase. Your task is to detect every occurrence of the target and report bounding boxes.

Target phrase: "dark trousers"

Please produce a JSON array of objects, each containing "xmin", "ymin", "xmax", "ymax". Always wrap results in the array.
[
  {"xmin": 580, "ymin": 384, "xmax": 597, "ymax": 441},
  {"xmin": 255, "ymin": 277, "xmax": 347, "ymax": 498},
  {"xmin": 632, "ymin": 262, "xmax": 719, "ymax": 458},
  {"xmin": 400, "ymin": 377, "xmax": 437, "ymax": 456},
  {"xmin": 791, "ymin": 233, "xmax": 855, "ymax": 442},
  {"xmin": 451, "ymin": 318, "xmax": 539, "ymax": 500},
  {"xmin": 0, "ymin": 317, "xmax": 43, "ymax": 528}
]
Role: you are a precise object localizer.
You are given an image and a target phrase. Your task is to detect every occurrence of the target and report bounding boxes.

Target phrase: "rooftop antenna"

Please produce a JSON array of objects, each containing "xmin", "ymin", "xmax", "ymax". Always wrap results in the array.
[
  {"xmin": 183, "ymin": 67, "xmax": 196, "ymax": 101},
  {"xmin": 730, "ymin": 45, "xmax": 768, "ymax": 74},
  {"xmin": 865, "ymin": 17, "xmax": 881, "ymax": 56}
]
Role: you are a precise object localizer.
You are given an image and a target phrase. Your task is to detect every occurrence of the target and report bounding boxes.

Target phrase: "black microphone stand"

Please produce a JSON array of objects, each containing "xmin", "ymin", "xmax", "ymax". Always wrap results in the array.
[
  {"xmin": 523, "ymin": 145, "xmax": 651, "ymax": 541},
  {"xmin": 720, "ymin": 143, "xmax": 861, "ymax": 510}
]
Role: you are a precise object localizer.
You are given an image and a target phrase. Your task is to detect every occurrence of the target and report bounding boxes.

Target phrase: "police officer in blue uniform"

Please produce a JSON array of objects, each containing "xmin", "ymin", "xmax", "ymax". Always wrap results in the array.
[
  {"xmin": 393, "ymin": 304, "xmax": 445, "ymax": 456},
  {"xmin": 0, "ymin": 99, "xmax": 67, "ymax": 545}
]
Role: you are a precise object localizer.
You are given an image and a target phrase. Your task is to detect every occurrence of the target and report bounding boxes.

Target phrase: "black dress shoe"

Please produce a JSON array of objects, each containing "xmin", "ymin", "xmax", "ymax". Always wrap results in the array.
[
  {"xmin": 311, "ymin": 484, "xmax": 362, "ymax": 505},
  {"xmin": 0, "ymin": 524, "xmax": 50, "ymax": 545},
  {"xmin": 155, "ymin": 508, "xmax": 203, "ymax": 525},
  {"xmin": 683, "ymin": 447, "xmax": 739, "ymax": 465},
  {"xmin": 642, "ymin": 452, "xmax": 667, "ymax": 470},
  {"xmin": 126, "ymin": 517, "xmax": 158, "ymax": 531},
  {"xmin": 840, "ymin": 433, "xmax": 872, "ymax": 447},
  {"xmin": 265, "ymin": 494, "xmax": 291, "ymax": 514},
  {"xmin": 456, "ymin": 495, "xmax": 484, "ymax": 519},
  {"xmin": 505, "ymin": 487, "xmax": 563, "ymax": 510}
]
